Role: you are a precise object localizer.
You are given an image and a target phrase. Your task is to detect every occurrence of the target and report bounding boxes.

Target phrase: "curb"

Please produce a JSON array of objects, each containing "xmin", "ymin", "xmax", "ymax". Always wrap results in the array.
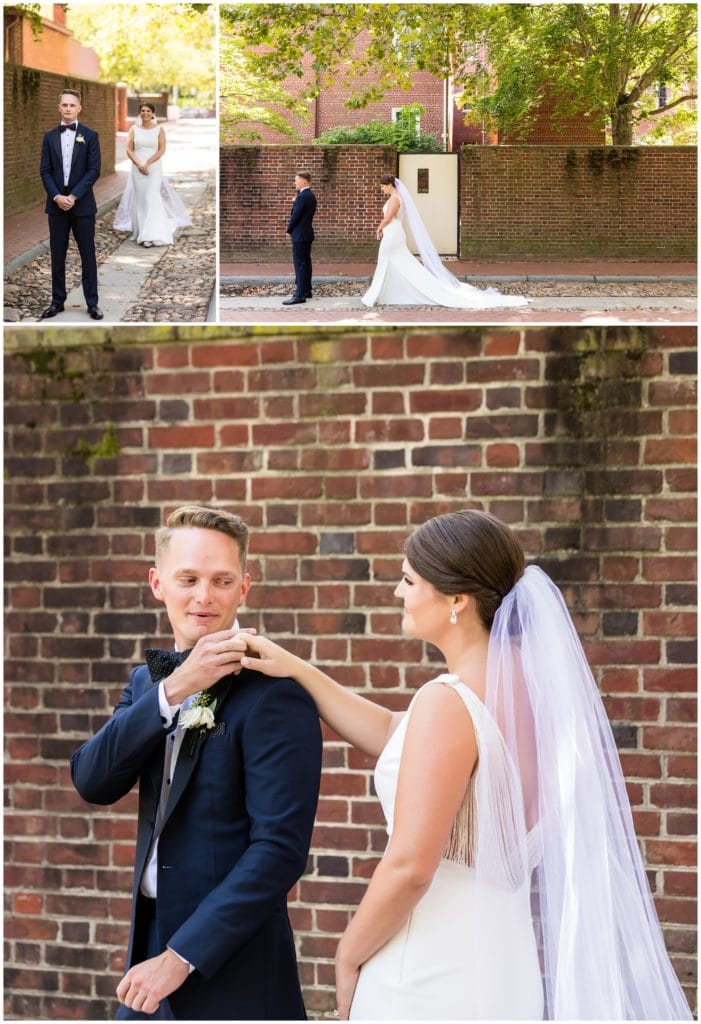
[
  {"xmin": 221, "ymin": 273, "xmax": 696, "ymax": 287},
  {"xmin": 4, "ymin": 195, "xmax": 123, "ymax": 276}
]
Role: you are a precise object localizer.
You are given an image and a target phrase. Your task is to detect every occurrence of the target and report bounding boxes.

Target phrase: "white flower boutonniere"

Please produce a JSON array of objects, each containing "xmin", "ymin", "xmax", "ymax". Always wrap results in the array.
[
  {"xmin": 181, "ymin": 692, "xmax": 217, "ymax": 735},
  {"xmin": 76, "ymin": 133, "xmax": 85, "ymax": 144}
]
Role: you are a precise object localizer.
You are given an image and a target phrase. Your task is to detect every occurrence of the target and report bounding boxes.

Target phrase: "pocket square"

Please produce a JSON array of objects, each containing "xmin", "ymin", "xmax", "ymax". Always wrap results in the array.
[{"xmin": 209, "ymin": 721, "xmax": 227, "ymax": 738}]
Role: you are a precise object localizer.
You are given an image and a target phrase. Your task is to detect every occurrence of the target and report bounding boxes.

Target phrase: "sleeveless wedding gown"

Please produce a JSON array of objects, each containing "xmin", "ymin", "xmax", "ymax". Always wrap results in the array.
[
  {"xmin": 361, "ymin": 199, "xmax": 529, "ymax": 309},
  {"xmin": 349, "ymin": 675, "xmax": 544, "ymax": 1020},
  {"xmin": 114, "ymin": 125, "xmax": 191, "ymax": 245}
]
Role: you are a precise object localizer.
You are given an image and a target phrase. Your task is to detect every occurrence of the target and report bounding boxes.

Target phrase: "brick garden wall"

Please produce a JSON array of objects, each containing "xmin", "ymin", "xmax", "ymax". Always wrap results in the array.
[
  {"xmin": 220, "ymin": 145, "xmax": 396, "ymax": 260},
  {"xmin": 221, "ymin": 144, "xmax": 697, "ymax": 261},
  {"xmin": 460, "ymin": 145, "xmax": 698, "ymax": 258},
  {"xmin": 4, "ymin": 64, "xmax": 116, "ymax": 217},
  {"xmin": 4, "ymin": 326, "xmax": 697, "ymax": 1019}
]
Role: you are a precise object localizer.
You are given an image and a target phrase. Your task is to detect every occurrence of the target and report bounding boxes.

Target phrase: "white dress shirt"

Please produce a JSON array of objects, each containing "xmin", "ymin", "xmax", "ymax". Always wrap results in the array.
[{"xmin": 60, "ymin": 123, "xmax": 77, "ymax": 187}]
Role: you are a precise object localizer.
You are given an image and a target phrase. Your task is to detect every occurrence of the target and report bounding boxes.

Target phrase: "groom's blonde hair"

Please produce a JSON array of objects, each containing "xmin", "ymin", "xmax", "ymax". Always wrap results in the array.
[
  {"xmin": 155, "ymin": 505, "xmax": 249, "ymax": 569},
  {"xmin": 59, "ymin": 88, "xmax": 81, "ymax": 102}
]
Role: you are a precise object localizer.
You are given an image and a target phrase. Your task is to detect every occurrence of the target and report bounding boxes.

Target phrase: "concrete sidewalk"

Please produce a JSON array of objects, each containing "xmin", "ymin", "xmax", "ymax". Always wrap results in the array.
[{"xmin": 220, "ymin": 255, "xmax": 696, "ymax": 325}]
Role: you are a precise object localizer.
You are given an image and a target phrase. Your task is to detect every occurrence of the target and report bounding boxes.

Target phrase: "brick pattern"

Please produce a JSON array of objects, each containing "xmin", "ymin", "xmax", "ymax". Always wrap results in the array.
[
  {"xmin": 221, "ymin": 143, "xmax": 696, "ymax": 260},
  {"xmin": 460, "ymin": 145, "xmax": 698, "ymax": 258},
  {"xmin": 220, "ymin": 145, "xmax": 396, "ymax": 259},
  {"xmin": 499, "ymin": 92, "xmax": 605, "ymax": 145},
  {"xmin": 3, "ymin": 327, "xmax": 697, "ymax": 1020},
  {"xmin": 4, "ymin": 63, "xmax": 116, "ymax": 217}
]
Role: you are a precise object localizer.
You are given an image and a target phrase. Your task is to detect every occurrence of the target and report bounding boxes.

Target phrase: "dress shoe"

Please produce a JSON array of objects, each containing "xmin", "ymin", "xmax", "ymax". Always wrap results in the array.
[
  {"xmin": 282, "ymin": 296, "xmax": 306, "ymax": 305},
  {"xmin": 88, "ymin": 305, "xmax": 104, "ymax": 320},
  {"xmin": 305, "ymin": 292, "xmax": 313, "ymax": 299},
  {"xmin": 39, "ymin": 303, "xmax": 64, "ymax": 319}
]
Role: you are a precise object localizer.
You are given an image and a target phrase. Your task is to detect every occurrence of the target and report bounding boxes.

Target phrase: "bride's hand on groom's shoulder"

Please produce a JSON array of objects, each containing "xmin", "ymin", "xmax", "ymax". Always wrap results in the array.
[{"xmin": 240, "ymin": 633, "xmax": 297, "ymax": 679}]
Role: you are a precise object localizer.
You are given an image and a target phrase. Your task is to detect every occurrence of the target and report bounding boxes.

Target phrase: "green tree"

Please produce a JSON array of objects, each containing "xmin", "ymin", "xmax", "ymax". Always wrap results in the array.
[
  {"xmin": 219, "ymin": 31, "xmax": 311, "ymax": 141},
  {"xmin": 224, "ymin": 3, "xmax": 697, "ymax": 145},
  {"xmin": 66, "ymin": 3, "xmax": 216, "ymax": 102}
]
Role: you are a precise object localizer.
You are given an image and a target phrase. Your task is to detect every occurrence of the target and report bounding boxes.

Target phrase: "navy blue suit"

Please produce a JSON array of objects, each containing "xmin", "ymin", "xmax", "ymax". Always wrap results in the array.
[
  {"xmin": 40, "ymin": 121, "xmax": 101, "ymax": 306},
  {"xmin": 71, "ymin": 663, "xmax": 322, "ymax": 1020},
  {"xmin": 286, "ymin": 188, "xmax": 317, "ymax": 298}
]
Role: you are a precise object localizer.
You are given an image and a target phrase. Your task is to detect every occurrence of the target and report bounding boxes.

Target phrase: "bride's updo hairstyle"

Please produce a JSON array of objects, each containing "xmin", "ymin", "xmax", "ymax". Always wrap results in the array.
[
  {"xmin": 139, "ymin": 102, "xmax": 156, "ymax": 114},
  {"xmin": 379, "ymin": 174, "xmax": 397, "ymax": 186},
  {"xmin": 405, "ymin": 509, "xmax": 525, "ymax": 630}
]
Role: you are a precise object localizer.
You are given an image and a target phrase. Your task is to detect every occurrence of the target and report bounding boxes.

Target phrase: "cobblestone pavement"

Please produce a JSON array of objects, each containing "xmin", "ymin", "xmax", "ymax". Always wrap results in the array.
[
  {"xmin": 220, "ymin": 278, "xmax": 696, "ymax": 324},
  {"xmin": 221, "ymin": 279, "xmax": 695, "ymax": 299},
  {"xmin": 5, "ymin": 211, "xmax": 125, "ymax": 321},
  {"xmin": 123, "ymin": 182, "xmax": 215, "ymax": 322}
]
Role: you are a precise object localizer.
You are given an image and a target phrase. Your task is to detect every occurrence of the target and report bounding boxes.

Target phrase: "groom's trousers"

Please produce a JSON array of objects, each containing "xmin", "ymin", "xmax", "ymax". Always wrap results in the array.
[
  {"xmin": 292, "ymin": 240, "xmax": 313, "ymax": 298},
  {"xmin": 48, "ymin": 206, "xmax": 98, "ymax": 307}
]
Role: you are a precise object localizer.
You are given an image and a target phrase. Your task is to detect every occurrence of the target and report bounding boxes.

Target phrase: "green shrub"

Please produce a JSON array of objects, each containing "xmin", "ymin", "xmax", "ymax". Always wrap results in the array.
[{"xmin": 314, "ymin": 104, "xmax": 443, "ymax": 152}]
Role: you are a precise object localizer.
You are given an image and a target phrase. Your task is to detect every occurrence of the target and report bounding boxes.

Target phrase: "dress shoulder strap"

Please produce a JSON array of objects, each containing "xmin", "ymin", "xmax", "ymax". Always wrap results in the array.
[{"xmin": 429, "ymin": 674, "xmax": 483, "ymax": 865}]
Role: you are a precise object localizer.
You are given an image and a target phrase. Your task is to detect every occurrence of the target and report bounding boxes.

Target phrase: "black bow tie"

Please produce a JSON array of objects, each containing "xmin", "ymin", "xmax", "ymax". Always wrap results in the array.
[
  {"xmin": 60, "ymin": 123, "xmax": 77, "ymax": 132},
  {"xmin": 145, "ymin": 647, "xmax": 191, "ymax": 683}
]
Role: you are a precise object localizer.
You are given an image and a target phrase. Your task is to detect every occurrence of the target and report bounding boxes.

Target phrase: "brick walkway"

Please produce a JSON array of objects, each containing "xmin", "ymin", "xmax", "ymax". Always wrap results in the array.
[{"xmin": 221, "ymin": 258, "xmax": 696, "ymax": 280}]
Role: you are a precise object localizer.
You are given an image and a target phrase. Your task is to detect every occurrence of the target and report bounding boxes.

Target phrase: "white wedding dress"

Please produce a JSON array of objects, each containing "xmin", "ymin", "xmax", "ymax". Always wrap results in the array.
[
  {"xmin": 114, "ymin": 125, "xmax": 191, "ymax": 245},
  {"xmin": 362, "ymin": 199, "xmax": 529, "ymax": 309},
  {"xmin": 349, "ymin": 675, "xmax": 544, "ymax": 1020}
]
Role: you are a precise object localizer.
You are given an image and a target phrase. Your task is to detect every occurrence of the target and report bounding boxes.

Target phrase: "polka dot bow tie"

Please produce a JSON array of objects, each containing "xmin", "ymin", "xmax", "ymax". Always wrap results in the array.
[{"xmin": 144, "ymin": 647, "xmax": 191, "ymax": 683}]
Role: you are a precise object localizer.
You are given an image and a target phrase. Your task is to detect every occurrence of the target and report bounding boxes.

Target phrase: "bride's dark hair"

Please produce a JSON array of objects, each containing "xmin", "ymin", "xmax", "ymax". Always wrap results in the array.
[
  {"xmin": 405, "ymin": 509, "xmax": 525, "ymax": 629},
  {"xmin": 139, "ymin": 102, "xmax": 156, "ymax": 114},
  {"xmin": 379, "ymin": 174, "xmax": 396, "ymax": 186}
]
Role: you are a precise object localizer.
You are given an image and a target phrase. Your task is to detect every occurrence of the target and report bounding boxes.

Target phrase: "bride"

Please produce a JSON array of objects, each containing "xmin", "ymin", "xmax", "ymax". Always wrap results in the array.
[
  {"xmin": 362, "ymin": 175, "xmax": 529, "ymax": 309},
  {"xmin": 114, "ymin": 102, "xmax": 191, "ymax": 247},
  {"xmin": 241, "ymin": 510, "xmax": 691, "ymax": 1020}
]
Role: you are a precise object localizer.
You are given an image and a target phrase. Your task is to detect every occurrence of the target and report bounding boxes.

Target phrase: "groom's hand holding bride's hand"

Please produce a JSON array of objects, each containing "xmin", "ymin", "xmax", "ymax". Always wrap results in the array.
[
  {"xmin": 240, "ymin": 633, "xmax": 299, "ymax": 679},
  {"xmin": 163, "ymin": 628, "xmax": 257, "ymax": 706}
]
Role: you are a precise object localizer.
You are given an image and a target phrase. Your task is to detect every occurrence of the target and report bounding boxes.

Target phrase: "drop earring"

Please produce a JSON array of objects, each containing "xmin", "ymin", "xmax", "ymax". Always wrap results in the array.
[{"xmin": 450, "ymin": 608, "xmax": 458, "ymax": 625}]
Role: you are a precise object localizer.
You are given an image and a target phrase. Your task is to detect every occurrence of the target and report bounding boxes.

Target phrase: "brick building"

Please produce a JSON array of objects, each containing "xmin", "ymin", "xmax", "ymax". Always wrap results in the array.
[
  {"xmin": 226, "ymin": 29, "xmax": 604, "ymax": 148},
  {"xmin": 4, "ymin": 4, "xmax": 99, "ymax": 79},
  {"xmin": 3, "ymin": 325, "xmax": 696, "ymax": 1020}
]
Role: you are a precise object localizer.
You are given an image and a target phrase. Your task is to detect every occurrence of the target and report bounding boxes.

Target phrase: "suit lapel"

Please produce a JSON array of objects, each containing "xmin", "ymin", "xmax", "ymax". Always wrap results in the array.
[
  {"xmin": 51, "ymin": 127, "xmax": 63, "ymax": 172},
  {"xmin": 159, "ymin": 675, "xmax": 237, "ymax": 830}
]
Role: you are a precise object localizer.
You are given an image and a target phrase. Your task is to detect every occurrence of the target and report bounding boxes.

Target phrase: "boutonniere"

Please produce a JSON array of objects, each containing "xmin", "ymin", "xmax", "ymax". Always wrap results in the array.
[
  {"xmin": 181, "ymin": 692, "xmax": 217, "ymax": 753},
  {"xmin": 76, "ymin": 133, "xmax": 85, "ymax": 144}
]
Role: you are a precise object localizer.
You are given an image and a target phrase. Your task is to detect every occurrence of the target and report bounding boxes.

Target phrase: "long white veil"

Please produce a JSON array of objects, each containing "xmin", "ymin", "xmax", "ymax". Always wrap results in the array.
[
  {"xmin": 476, "ymin": 565, "xmax": 691, "ymax": 1019},
  {"xmin": 393, "ymin": 177, "xmax": 463, "ymax": 289}
]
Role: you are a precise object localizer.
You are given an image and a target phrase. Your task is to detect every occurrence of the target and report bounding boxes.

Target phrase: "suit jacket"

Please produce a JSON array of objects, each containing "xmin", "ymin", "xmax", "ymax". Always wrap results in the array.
[
  {"xmin": 71, "ymin": 663, "xmax": 322, "ymax": 1020},
  {"xmin": 40, "ymin": 122, "xmax": 100, "ymax": 216},
  {"xmin": 286, "ymin": 189, "xmax": 317, "ymax": 243}
]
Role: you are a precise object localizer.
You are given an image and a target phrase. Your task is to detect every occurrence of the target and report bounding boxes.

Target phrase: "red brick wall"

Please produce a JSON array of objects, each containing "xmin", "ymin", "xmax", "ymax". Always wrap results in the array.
[
  {"xmin": 4, "ymin": 63, "xmax": 116, "ymax": 216},
  {"xmin": 220, "ymin": 145, "xmax": 397, "ymax": 259},
  {"xmin": 460, "ymin": 145, "xmax": 697, "ymax": 258},
  {"xmin": 221, "ymin": 143, "xmax": 696, "ymax": 260},
  {"xmin": 4, "ymin": 327, "xmax": 697, "ymax": 1019},
  {"xmin": 499, "ymin": 91, "xmax": 605, "ymax": 144}
]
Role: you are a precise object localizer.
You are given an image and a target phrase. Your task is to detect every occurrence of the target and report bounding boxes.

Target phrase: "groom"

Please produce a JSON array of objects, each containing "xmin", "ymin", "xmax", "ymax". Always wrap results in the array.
[
  {"xmin": 283, "ymin": 171, "xmax": 316, "ymax": 306},
  {"xmin": 39, "ymin": 88, "xmax": 103, "ymax": 320},
  {"xmin": 71, "ymin": 505, "xmax": 322, "ymax": 1019}
]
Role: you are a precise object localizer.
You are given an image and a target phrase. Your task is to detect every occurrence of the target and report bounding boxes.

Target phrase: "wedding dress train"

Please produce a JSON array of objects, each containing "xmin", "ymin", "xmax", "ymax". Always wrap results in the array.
[
  {"xmin": 114, "ymin": 124, "xmax": 191, "ymax": 246},
  {"xmin": 361, "ymin": 200, "xmax": 529, "ymax": 309},
  {"xmin": 349, "ymin": 676, "xmax": 544, "ymax": 1020}
]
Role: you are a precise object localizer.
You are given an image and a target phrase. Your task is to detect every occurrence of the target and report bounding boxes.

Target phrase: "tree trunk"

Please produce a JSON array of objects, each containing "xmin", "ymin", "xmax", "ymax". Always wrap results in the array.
[{"xmin": 611, "ymin": 96, "xmax": 634, "ymax": 146}]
